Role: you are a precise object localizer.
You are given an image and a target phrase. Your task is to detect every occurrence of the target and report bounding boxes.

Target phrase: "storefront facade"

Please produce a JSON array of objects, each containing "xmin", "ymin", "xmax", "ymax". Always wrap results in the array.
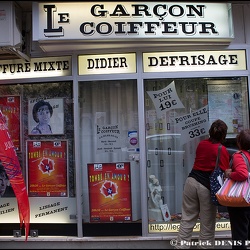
[{"xmin": 0, "ymin": 1, "xmax": 250, "ymax": 248}]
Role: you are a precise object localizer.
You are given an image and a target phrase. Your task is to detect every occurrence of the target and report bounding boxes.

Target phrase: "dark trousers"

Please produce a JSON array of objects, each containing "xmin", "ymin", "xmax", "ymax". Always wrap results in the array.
[{"xmin": 227, "ymin": 206, "xmax": 250, "ymax": 249}]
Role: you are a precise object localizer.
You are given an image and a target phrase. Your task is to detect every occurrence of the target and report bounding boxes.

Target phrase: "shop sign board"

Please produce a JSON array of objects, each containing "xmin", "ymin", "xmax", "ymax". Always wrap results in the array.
[
  {"xmin": 0, "ymin": 197, "xmax": 77, "ymax": 223},
  {"xmin": 78, "ymin": 53, "xmax": 136, "ymax": 75},
  {"xmin": 33, "ymin": 2, "xmax": 234, "ymax": 42},
  {"xmin": 0, "ymin": 56, "xmax": 72, "ymax": 79},
  {"xmin": 143, "ymin": 50, "xmax": 246, "ymax": 72}
]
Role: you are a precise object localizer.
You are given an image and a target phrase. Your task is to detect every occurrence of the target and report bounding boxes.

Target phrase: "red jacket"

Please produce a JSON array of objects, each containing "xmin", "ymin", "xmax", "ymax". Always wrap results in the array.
[
  {"xmin": 230, "ymin": 150, "xmax": 250, "ymax": 181},
  {"xmin": 192, "ymin": 139, "xmax": 230, "ymax": 172}
]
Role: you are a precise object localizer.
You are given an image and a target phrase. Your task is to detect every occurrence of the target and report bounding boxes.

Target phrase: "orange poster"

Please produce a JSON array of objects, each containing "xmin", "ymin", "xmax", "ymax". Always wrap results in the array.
[
  {"xmin": 27, "ymin": 140, "xmax": 68, "ymax": 197},
  {"xmin": 88, "ymin": 162, "xmax": 132, "ymax": 222},
  {"xmin": 0, "ymin": 96, "xmax": 21, "ymax": 151}
]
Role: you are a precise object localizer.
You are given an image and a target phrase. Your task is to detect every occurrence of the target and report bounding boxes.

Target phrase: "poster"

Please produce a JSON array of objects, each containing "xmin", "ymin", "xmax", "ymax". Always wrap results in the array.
[
  {"xmin": 28, "ymin": 98, "xmax": 64, "ymax": 135},
  {"xmin": 27, "ymin": 140, "xmax": 68, "ymax": 197},
  {"xmin": 96, "ymin": 124, "xmax": 122, "ymax": 153},
  {"xmin": 146, "ymin": 81, "xmax": 185, "ymax": 118},
  {"xmin": 207, "ymin": 83, "xmax": 243, "ymax": 133},
  {"xmin": 174, "ymin": 105, "xmax": 209, "ymax": 145},
  {"xmin": 0, "ymin": 96, "xmax": 21, "ymax": 151},
  {"xmin": 88, "ymin": 162, "xmax": 132, "ymax": 222}
]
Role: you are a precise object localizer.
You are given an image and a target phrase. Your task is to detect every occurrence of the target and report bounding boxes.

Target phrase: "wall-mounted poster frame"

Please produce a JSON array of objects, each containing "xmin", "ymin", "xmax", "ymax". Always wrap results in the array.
[
  {"xmin": 27, "ymin": 140, "xmax": 68, "ymax": 197},
  {"xmin": 28, "ymin": 97, "xmax": 64, "ymax": 135},
  {"xmin": 0, "ymin": 95, "xmax": 21, "ymax": 151}
]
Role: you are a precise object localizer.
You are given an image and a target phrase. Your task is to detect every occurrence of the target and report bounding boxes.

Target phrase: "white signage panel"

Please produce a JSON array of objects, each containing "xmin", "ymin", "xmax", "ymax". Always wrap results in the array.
[
  {"xmin": 0, "ymin": 56, "xmax": 72, "ymax": 79},
  {"xmin": 143, "ymin": 50, "xmax": 246, "ymax": 72},
  {"xmin": 78, "ymin": 53, "xmax": 136, "ymax": 75},
  {"xmin": 0, "ymin": 197, "xmax": 77, "ymax": 223},
  {"xmin": 174, "ymin": 105, "xmax": 209, "ymax": 145},
  {"xmin": 29, "ymin": 197, "xmax": 77, "ymax": 223},
  {"xmin": 33, "ymin": 2, "xmax": 233, "ymax": 42}
]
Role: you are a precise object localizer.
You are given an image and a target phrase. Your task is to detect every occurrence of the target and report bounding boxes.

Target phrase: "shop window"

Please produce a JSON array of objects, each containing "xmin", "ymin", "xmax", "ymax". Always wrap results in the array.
[
  {"xmin": 79, "ymin": 79, "xmax": 141, "ymax": 236},
  {"xmin": 0, "ymin": 82, "xmax": 76, "ymax": 236},
  {"xmin": 144, "ymin": 77, "xmax": 249, "ymax": 233}
]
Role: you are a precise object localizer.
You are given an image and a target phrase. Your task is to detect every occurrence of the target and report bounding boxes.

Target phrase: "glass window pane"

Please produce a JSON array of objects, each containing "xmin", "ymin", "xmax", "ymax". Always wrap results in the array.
[
  {"xmin": 144, "ymin": 77, "xmax": 249, "ymax": 232},
  {"xmin": 79, "ymin": 80, "xmax": 141, "ymax": 236}
]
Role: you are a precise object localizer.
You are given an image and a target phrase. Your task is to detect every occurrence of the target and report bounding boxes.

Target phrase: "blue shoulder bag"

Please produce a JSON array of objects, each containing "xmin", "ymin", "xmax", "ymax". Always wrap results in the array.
[{"xmin": 210, "ymin": 144, "xmax": 224, "ymax": 206}]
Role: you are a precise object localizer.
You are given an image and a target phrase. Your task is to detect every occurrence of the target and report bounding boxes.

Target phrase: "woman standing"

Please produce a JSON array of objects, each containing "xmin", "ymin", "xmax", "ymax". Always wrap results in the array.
[
  {"xmin": 175, "ymin": 119, "xmax": 230, "ymax": 249},
  {"xmin": 224, "ymin": 129, "xmax": 250, "ymax": 249}
]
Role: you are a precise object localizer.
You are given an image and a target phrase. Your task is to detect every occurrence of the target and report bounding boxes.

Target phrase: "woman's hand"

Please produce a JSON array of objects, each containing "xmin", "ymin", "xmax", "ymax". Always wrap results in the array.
[{"xmin": 224, "ymin": 169, "xmax": 232, "ymax": 178}]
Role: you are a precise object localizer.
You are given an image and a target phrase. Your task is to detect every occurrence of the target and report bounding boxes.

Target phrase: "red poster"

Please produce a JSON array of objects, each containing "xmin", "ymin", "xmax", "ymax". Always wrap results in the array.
[
  {"xmin": 27, "ymin": 140, "xmax": 68, "ymax": 197},
  {"xmin": 0, "ymin": 96, "xmax": 21, "ymax": 151},
  {"xmin": 88, "ymin": 162, "xmax": 132, "ymax": 222}
]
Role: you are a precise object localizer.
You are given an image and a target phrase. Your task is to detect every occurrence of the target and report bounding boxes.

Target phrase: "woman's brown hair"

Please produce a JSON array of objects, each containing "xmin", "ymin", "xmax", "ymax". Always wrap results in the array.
[
  {"xmin": 236, "ymin": 129, "xmax": 250, "ymax": 151},
  {"xmin": 209, "ymin": 119, "xmax": 228, "ymax": 143}
]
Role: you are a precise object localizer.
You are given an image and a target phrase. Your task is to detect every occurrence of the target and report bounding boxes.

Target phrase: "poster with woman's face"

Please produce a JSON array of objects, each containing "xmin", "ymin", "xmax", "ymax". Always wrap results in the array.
[{"xmin": 28, "ymin": 98, "xmax": 64, "ymax": 135}]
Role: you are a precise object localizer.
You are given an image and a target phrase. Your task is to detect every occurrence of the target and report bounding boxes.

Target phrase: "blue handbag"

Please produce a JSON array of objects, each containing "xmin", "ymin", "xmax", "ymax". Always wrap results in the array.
[{"xmin": 210, "ymin": 144, "xmax": 224, "ymax": 206}]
